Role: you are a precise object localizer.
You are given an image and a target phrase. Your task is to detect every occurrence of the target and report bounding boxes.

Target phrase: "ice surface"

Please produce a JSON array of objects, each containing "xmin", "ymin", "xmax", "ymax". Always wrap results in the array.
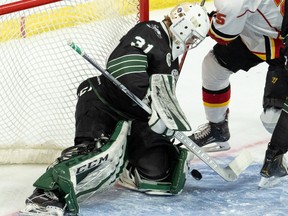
[
  {"xmin": 1, "ymin": 2, "xmax": 288, "ymax": 216},
  {"xmin": 79, "ymin": 161, "xmax": 288, "ymax": 216}
]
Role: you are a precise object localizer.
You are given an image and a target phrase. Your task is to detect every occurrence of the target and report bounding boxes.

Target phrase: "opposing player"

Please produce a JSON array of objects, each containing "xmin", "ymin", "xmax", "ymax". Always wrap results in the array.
[
  {"xmin": 21, "ymin": 3, "xmax": 209, "ymax": 215},
  {"xmin": 259, "ymin": 100, "xmax": 288, "ymax": 187},
  {"xmin": 189, "ymin": 0, "xmax": 288, "ymax": 152},
  {"xmin": 259, "ymin": 3, "xmax": 288, "ymax": 187}
]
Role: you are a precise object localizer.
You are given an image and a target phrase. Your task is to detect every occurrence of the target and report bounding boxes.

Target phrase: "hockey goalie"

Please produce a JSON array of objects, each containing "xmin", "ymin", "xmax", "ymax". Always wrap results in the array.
[{"xmin": 20, "ymin": 3, "xmax": 209, "ymax": 215}]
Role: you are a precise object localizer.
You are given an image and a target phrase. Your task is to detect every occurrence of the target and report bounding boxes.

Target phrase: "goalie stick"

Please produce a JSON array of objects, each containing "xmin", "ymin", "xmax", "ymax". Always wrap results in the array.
[{"xmin": 68, "ymin": 41, "xmax": 253, "ymax": 182}]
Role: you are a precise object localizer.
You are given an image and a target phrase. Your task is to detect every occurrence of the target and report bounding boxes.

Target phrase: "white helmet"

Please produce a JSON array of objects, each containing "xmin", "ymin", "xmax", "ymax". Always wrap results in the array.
[{"xmin": 169, "ymin": 3, "xmax": 210, "ymax": 60}]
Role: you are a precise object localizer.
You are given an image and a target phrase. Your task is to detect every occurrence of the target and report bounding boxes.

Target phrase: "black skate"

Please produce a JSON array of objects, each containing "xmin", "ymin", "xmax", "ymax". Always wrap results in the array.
[
  {"xmin": 259, "ymin": 145, "xmax": 288, "ymax": 188},
  {"xmin": 190, "ymin": 110, "xmax": 230, "ymax": 152},
  {"xmin": 20, "ymin": 188, "xmax": 66, "ymax": 216}
]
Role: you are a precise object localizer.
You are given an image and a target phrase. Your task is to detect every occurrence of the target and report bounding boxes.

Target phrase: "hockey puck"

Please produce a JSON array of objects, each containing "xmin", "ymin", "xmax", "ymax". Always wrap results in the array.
[{"xmin": 191, "ymin": 169, "xmax": 202, "ymax": 180}]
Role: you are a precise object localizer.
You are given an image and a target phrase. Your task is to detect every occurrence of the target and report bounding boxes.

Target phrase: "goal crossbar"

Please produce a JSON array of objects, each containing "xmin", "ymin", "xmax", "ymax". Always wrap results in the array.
[{"xmin": 0, "ymin": 0, "xmax": 62, "ymax": 15}]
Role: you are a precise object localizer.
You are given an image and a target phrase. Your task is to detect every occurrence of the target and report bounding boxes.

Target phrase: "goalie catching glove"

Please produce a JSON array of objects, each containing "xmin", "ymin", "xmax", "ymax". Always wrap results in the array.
[
  {"xmin": 148, "ymin": 74, "xmax": 191, "ymax": 136},
  {"xmin": 149, "ymin": 102, "xmax": 175, "ymax": 136}
]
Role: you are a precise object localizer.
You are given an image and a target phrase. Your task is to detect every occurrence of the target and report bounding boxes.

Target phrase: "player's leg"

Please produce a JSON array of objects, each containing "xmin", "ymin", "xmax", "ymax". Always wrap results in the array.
[
  {"xmin": 74, "ymin": 78, "xmax": 120, "ymax": 148},
  {"xmin": 260, "ymin": 60, "xmax": 288, "ymax": 133},
  {"xmin": 261, "ymin": 99, "xmax": 288, "ymax": 177},
  {"xmin": 190, "ymin": 37, "xmax": 263, "ymax": 151},
  {"xmin": 259, "ymin": 99, "xmax": 288, "ymax": 187}
]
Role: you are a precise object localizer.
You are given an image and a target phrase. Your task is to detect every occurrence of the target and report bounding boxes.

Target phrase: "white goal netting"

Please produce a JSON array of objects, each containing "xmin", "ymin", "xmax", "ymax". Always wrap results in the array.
[{"xmin": 0, "ymin": 0, "xmax": 143, "ymax": 164}]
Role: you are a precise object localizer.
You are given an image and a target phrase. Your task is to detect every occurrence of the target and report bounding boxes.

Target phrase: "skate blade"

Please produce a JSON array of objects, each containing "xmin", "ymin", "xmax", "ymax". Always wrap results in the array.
[
  {"xmin": 18, "ymin": 212, "xmax": 52, "ymax": 216},
  {"xmin": 258, "ymin": 176, "xmax": 282, "ymax": 188},
  {"xmin": 202, "ymin": 141, "xmax": 231, "ymax": 152},
  {"xmin": 18, "ymin": 211, "xmax": 61, "ymax": 216}
]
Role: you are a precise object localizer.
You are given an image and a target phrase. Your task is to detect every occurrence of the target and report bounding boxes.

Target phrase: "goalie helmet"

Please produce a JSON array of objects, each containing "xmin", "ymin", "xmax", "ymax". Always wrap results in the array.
[{"xmin": 169, "ymin": 3, "xmax": 209, "ymax": 60}]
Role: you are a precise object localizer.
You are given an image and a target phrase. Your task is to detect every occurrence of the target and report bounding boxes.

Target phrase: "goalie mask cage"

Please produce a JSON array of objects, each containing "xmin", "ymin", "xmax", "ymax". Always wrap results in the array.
[{"xmin": 0, "ymin": 0, "xmax": 186, "ymax": 164}]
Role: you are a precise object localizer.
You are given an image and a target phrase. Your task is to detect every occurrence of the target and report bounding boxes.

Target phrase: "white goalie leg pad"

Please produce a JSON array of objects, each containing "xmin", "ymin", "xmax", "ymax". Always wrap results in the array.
[
  {"xmin": 72, "ymin": 121, "xmax": 130, "ymax": 201},
  {"xmin": 260, "ymin": 108, "xmax": 281, "ymax": 133}
]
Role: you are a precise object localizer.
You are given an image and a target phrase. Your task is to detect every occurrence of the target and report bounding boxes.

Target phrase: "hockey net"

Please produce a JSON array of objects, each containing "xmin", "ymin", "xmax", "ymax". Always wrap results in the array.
[
  {"xmin": 0, "ymin": 0, "xmax": 149, "ymax": 164},
  {"xmin": 0, "ymin": 0, "xmax": 188, "ymax": 164}
]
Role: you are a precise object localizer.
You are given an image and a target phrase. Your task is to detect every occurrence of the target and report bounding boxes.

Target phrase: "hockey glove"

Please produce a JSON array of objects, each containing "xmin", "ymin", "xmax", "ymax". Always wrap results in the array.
[
  {"xmin": 148, "ymin": 103, "xmax": 175, "ymax": 137},
  {"xmin": 263, "ymin": 65, "xmax": 288, "ymax": 110},
  {"xmin": 147, "ymin": 74, "xmax": 191, "ymax": 137}
]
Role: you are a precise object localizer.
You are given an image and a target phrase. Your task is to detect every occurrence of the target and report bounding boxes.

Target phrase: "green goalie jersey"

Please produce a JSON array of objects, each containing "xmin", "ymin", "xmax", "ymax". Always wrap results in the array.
[{"xmin": 93, "ymin": 20, "xmax": 180, "ymax": 121}]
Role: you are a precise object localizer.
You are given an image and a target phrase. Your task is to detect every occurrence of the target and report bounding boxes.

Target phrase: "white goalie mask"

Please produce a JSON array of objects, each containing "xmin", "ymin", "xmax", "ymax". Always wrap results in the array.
[{"xmin": 169, "ymin": 3, "xmax": 209, "ymax": 60}]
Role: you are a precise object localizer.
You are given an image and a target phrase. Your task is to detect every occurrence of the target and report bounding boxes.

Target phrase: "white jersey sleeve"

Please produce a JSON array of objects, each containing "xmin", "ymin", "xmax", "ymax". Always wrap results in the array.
[
  {"xmin": 210, "ymin": 0, "xmax": 284, "ymax": 60},
  {"xmin": 211, "ymin": 0, "xmax": 250, "ymax": 38}
]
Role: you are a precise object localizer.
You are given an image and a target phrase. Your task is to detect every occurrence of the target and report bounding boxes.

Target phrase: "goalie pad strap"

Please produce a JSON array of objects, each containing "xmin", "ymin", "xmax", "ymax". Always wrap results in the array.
[{"xmin": 138, "ymin": 147, "xmax": 188, "ymax": 195}]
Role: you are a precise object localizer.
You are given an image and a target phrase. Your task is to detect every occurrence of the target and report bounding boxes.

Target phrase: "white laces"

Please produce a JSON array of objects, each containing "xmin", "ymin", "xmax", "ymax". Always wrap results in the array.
[{"xmin": 193, "ymin": 123, "xmax": 211, "ymax": 140}]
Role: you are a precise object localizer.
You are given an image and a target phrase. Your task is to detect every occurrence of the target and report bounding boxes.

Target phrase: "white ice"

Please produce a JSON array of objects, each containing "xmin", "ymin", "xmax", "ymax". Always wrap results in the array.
[{"xmin": 1, "ymin": 3, "xmax": 288, "ymax": 216}]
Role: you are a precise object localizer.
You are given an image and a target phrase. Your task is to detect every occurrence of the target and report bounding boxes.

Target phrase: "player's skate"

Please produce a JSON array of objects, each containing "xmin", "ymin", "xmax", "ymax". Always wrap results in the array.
[
  {"xmin": 258, "ymin": 145, "xmax": 288, "ymax": 188},
  {"xmin": 19, "ymin": 188, "xmax": 66, "ymax": 216},
  {"xmin": 190, "ymin": 109, "xmax": 230, "ymax": 152}
]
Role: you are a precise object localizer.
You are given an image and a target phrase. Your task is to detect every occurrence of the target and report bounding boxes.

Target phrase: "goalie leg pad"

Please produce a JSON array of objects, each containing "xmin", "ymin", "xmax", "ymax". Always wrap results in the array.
[
  {"xmin": 170, "ymin": 147, "xmax": 188, "ymax": 194},
  {"xmin": 118, "ymin": 146, "xmax": 189, "ymax": 195},
  {"xmin": 32, "ymin": 121, "xmax": 130, "ymax": 214}
]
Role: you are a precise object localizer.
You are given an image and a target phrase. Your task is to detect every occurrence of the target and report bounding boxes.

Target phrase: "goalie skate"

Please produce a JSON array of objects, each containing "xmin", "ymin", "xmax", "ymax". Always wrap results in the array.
[
  {"xmin": 117, "ymin": 163, "xmax": 174, "ymax": 195},
  {"xmin": 118, "ymin": 146, "xmax": 189, "ymax": 196},
  {"xmin": 20, "ymin": 189, "xmax": 65, "ymax": 216}
]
